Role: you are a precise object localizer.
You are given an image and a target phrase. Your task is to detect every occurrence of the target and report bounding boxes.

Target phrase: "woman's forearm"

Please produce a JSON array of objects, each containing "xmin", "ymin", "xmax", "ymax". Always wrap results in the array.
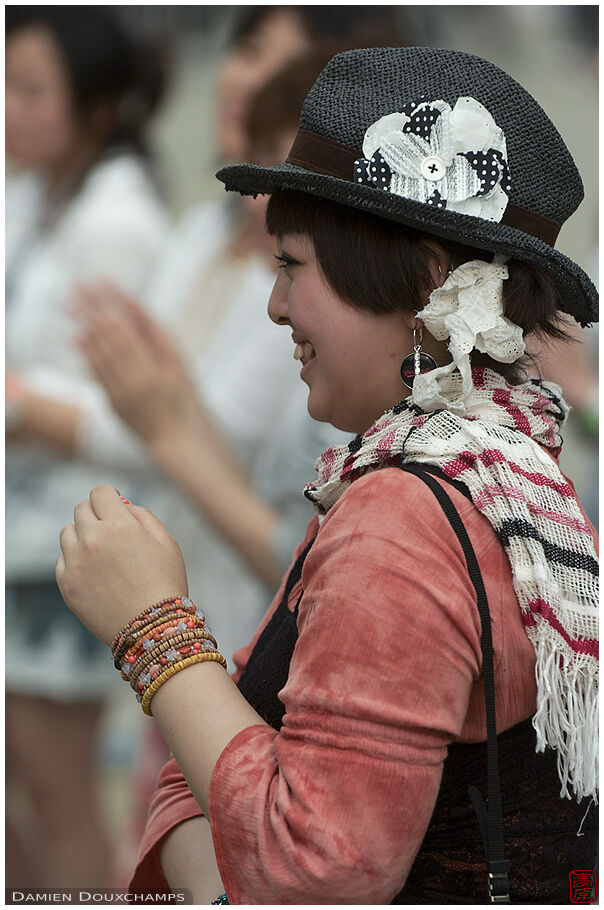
[
  {"xmin": 150, "ymin": 660, "xmax": 268, "ymax": 819},
  {"xmin": 159, "ymin": 816, "xmax": 225, "ymax": 904},
  {"xmin": 7, "ymin": 389, "xmax": 81, "ymax": 455},
  {"xmin": 12, "ymin": 383, "xmax": 286, "ymax": 587},
  {"xmin": 149, "ymin": 414, "xmax": 283, "ymax": 589}
]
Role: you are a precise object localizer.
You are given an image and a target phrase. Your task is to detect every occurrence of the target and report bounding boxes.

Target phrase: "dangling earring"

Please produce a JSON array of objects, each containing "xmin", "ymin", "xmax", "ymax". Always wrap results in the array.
[{"xmin": 400, "ymin": 327, "xmax": 438, "ymax": 389}]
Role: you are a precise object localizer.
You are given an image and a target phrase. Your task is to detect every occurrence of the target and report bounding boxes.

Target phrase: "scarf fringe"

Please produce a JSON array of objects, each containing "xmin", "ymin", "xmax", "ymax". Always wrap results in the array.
[{"xmin": 532, "ymin": 638, "xmax": 599, "ymax": 803}]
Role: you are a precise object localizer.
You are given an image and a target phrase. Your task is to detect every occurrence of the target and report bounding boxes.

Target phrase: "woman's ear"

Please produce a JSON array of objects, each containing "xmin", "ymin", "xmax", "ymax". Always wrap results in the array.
[{"xmin": 421, "ymin": 239, "xmax": 451, "ymax": 290}]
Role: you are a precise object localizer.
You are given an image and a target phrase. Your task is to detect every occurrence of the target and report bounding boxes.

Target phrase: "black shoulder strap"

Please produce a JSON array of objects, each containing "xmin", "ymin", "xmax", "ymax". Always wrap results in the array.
[
  {"xmin": 284, "ymin": 535, "xmax": 316, "ymax": 618},
  {"xmin": 401, "ymin": 461, "xmax": 473, "ymax": 502},
  {"xmin": 399, "ymin": 462, "xmax": 511, "ymax": 904}
]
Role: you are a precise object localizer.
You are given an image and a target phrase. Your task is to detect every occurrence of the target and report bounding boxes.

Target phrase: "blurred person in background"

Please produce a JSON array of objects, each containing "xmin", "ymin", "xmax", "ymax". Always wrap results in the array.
[
  {"xmin": 73, "ymin": 47, "xmax": 353, "ymax": 663},
  {"xmin": 5, "ymin": 6, "xmax": 168, "ymax": 888},
  {"xmin": 527, "ymin": 325, "xmax": 598, "ymax": 526},
  {"xmin": 217, "ymin": 5, "xmax": 412, "ymax": 163},
  {"xmin": 7, "ymin": 3, "xmax": 411, "ymax": 669}
]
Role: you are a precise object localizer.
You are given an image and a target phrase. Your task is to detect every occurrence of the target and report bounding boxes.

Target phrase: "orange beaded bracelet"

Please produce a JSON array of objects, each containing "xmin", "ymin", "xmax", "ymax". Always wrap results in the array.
[
  {"xmin": 127, "ymin": 630, "xmax": 218, "ymax": 688},
  {"xmin": 111, "ymin": 596, "xmax": 184, "ymax": 655},
  {"xmin": 124, "ymin": 613, "xmax": 209, "ymax": 663}
]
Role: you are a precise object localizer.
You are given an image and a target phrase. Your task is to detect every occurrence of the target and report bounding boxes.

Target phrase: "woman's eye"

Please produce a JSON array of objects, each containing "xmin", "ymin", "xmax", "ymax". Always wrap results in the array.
[{"xmin": 274, "ymin": 255, "xmax": 296, "ymax": 271}]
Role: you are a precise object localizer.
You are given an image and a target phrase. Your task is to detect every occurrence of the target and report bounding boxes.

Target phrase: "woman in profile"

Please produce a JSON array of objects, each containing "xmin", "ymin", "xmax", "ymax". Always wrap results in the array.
[{"xmin": 58, "ymin": 46, "xmax": 597, "ymax": 902}]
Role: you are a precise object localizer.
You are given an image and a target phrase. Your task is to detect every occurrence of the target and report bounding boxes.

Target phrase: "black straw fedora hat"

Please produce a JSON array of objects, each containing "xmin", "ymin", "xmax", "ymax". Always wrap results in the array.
[{"xmin": 217, "ymin": 46, "xmax": 597, "ymax": 327}]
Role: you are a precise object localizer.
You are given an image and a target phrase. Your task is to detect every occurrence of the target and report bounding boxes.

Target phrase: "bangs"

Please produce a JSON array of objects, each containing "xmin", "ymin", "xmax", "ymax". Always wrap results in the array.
[
  {"xmin": 265, "ymin": 189, "xmax": 329, "ymax": 238},
  {"xmin": 266, "ymin": 189, "xmax": 436, "ymax": 316}
]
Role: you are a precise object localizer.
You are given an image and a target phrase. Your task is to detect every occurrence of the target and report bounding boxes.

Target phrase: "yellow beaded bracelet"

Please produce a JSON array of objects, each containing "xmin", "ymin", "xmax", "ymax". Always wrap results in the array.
[{"xmin": 141, "ymin": 651, "xmax": 228, "ymax": 716}]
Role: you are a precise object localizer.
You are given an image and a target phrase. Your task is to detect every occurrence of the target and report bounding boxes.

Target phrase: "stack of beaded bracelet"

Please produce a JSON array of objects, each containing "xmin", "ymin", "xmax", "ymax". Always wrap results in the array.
[{"xmin": 111, "ymin": 596, "xmax": 227, "ymax": 716}]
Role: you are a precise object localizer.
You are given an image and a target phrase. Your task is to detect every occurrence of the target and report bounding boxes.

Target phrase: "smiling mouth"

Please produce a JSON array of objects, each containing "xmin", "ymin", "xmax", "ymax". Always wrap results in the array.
[{"xmin": 293, "ymin": 341, "xmax": 316, "ymax": 363}]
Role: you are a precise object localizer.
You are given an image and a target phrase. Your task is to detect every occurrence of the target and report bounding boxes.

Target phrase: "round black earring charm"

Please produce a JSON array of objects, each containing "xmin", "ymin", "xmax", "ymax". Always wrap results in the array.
[{"xmin": 400, "ymin": 329, "xmax": 438, "ymax": 389}]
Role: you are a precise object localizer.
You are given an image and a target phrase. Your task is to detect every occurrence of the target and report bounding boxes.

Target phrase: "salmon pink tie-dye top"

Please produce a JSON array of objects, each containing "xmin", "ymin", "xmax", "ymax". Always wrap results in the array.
[{"xmin": 130, "ymin": 465, "xmax": 597, "ymax": 904}]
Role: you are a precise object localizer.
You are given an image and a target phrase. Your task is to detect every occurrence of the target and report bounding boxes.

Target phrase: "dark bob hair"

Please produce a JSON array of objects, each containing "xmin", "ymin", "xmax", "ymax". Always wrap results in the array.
[
  {"xmin": 229, "ymin": 5, "xmax": 414, "ymax": 51},
  {"xmin": 6, "ymin": 6, "xmax": 166, "ymax": 155},
  {"xmin": 266, "ymin": 189, "xmax": 570, "ymax": 383}
]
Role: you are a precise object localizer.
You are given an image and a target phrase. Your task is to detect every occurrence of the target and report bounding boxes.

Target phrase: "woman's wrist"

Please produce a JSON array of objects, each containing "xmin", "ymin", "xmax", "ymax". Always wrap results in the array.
[
  {"xmin": 147, "ymin": 423, "xmax": 195, "ymax": 478},
  {"xmin": 111, "ymin": 595, "xmax": 227, "ymax": 716},
  {"xmin": 6, "ymin": 373, "xmax": 27, "ymax": 432},
  {"xmin": 6, "ymin": 383, "xmax": 81, "ymax": 453}
]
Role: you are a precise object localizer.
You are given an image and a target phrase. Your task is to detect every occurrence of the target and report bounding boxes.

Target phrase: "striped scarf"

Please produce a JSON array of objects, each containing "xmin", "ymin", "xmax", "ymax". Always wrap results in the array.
[{"xmin": 304, "ymin": 367, "xmax": 598, "ymax": 802}]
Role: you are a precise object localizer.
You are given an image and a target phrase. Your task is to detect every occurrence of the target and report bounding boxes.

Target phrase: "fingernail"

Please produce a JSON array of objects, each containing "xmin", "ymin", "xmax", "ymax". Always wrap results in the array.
[{"xmin": 121, "ymin": 497, "xmax": 132, "ymax": 505}]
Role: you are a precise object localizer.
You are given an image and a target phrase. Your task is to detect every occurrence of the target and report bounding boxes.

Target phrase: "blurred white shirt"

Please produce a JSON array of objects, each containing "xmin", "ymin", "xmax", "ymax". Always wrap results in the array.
[{"xmin": 5, "ymin": 152, "xmax": 169, "ymax": 583}]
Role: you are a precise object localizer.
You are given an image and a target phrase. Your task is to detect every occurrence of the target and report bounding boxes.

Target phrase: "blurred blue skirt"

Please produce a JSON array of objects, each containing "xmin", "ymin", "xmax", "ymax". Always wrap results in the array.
[{"xmin": 6, "ymin": 580, "xmax": 120, "ymax": 702}]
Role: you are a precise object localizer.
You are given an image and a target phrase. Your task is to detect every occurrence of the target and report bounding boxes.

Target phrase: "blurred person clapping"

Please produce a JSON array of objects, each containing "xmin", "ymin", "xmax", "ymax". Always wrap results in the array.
[{"xmin": 5, "ymin": 5, "xmax": 169, "ymax": 891}]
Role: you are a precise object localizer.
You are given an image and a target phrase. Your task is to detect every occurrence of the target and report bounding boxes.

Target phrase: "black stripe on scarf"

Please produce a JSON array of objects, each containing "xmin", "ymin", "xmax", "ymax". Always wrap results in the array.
[
  {"xmin": 529, "ymin": 379, "xmax": 567, "ymax": 424},
  {"xmin": 497, "ymin": 518, "xmax": 599, "ymax": 577},
  {"xmin": 392, "ymin": 399, "xmax": 420, "ymax": 416}
]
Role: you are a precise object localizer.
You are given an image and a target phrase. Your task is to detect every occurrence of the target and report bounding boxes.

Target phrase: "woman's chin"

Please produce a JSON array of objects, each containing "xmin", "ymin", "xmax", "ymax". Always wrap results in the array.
[
  {"xmin": 306, "ymin": 392, "xmax": 331, "ymax": 427},
  {"xmin": 306, "ymin": 395, "xmax": 364, "ymax": 435}
]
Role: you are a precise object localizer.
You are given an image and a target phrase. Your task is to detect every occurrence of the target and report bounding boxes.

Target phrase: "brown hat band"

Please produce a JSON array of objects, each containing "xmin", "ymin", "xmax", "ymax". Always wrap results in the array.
[{"xmin": 286, "ymin": 128, "xmax": 561, "ymax": 248}]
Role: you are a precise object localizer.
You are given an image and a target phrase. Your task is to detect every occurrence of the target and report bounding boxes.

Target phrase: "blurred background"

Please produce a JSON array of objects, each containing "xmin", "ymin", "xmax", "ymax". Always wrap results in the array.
[
  {"xmin": 106, "ymin": 5, "xmax": 601, "ymax": 518},
  {"xmin": 121, "ymin": 6, "xmax": 598, "ymax": 257},
  {"xmin": 6, "ymin": 3, "xmax": 598, "ymax": 894}
]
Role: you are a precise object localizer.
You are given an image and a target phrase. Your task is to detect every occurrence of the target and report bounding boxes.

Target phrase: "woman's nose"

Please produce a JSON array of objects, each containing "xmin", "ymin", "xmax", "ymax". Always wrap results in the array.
[{"xmin": 267, "ymin": 273, "xmax": 290, "ymax": 326}]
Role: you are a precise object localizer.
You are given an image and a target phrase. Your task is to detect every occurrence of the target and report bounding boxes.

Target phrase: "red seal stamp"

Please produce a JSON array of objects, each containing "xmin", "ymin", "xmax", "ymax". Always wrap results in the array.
[{"xmin": 569, "ymin": 870, "xmax": 597, "ymax": 904}]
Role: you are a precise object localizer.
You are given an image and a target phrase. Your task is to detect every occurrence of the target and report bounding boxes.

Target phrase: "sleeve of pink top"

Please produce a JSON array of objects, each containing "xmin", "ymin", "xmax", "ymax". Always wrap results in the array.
[
  {"xmin": 207, "ymin": 469, "xmax": 486, "ymax": 904},
  {"xmin": 129, "ymin": 521, "xmax": 320, "ymax": 893}
]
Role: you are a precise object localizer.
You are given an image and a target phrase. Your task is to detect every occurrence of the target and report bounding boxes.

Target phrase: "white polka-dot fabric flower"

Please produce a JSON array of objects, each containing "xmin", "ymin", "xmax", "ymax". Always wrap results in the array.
[{"xmin": 353, "ymin": 97, "xmax": 511, "ymax": 222}]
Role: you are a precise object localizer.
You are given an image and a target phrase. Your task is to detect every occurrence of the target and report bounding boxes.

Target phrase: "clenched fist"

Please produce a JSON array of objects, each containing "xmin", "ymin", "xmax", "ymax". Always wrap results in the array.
[{"xmin": 57, "ymin": 485, "xmax": 189, "ymax": 646}]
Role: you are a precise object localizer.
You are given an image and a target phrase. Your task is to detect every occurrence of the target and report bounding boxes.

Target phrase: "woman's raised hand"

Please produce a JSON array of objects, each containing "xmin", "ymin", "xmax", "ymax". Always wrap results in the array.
[
  {"xmin": 57, "ymin": 485, "xmax": 189, "ymax": 646},
  {"xmin": 73, "ymin": 281, "xmax": 201, "ymax": 445}
]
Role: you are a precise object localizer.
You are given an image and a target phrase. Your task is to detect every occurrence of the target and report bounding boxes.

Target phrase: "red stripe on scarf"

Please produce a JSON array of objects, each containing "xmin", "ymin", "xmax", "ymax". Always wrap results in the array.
[
  {"xmin": 341, "ymin": 453, "xmax": 357, "ymax": 479},
  {"xmin": 376, "ymin": 428, "xmax": 397, "ymax": 455},
  {"xmin": 492, "ymin": 388, "xmax": 533, "ymax": 436},
  {"xmin": 471, "ymin": 367, "xmax": 488, "ymax": 389},
  {"xmin": 319, "ymin": 447, "xmax": 337, "ymax": 483},
  {"xmin": 507, "ymin": 462, "xmax": 574, "ymax": 497},
  {"xmin": 523, "ymin": 598, "xmax": 599, "ymax": 659},
  {"xmin": 472, "ymin": 484, "xmax": 593, "ymax": 534},
  {"xmin": 529, "ymin": 389, "xmax": 559, "ymax": 447},
  {"xmin": 442, "ymin": 450, "xmax": 575, "ymax": 497}
]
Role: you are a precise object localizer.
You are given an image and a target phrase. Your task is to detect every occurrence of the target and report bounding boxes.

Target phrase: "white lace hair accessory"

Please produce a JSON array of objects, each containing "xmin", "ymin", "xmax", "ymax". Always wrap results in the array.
[{"xmin": 413, "ymin": 259, "xmax": 525, "ymax": 413}]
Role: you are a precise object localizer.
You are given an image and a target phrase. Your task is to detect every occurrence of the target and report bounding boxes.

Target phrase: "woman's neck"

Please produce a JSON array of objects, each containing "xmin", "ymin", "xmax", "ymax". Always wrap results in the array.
[
  {"xmin": 42, "ymin": 139, "xmax": 104, "ymax": 205},
  {"xmin": 37, "ymin": 139, "xmax": 106, "ymax": 226}
]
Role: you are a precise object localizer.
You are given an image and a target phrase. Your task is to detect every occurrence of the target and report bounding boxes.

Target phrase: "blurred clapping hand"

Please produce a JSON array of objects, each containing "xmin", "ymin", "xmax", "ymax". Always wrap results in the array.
[
  {"xmin": 72, "ymin": 281, "xmax": 202, "ymax": 447},
  {"xmin": 71, "ymin": 279, "xmax": 285, "ymax": 589}
]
